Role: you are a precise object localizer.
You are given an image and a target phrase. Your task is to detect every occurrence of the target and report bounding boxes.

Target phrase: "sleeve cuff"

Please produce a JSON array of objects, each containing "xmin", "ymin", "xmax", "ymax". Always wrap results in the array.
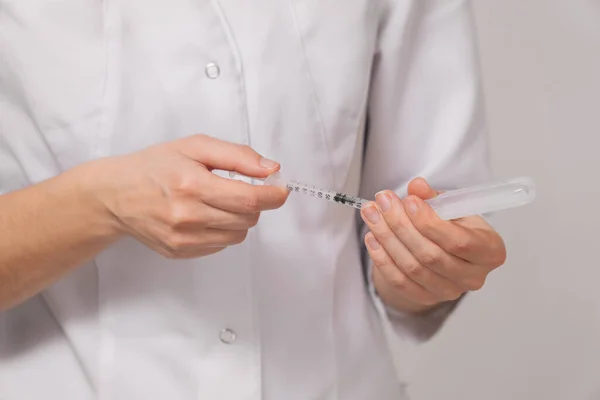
[{"xmin": 365, "ymin": 260, "xmax": 464, "ymax": 343}]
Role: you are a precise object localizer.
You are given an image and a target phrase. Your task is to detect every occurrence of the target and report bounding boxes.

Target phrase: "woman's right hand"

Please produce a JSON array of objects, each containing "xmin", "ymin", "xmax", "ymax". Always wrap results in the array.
[{"xmin": 90, "ymin": 134, "xmax": 289, "ymax": 259}]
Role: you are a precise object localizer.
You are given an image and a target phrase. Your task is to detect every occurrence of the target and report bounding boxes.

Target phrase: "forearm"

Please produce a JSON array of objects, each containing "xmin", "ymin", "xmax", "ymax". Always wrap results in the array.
[{"xmin": 0, "ymin": 161, "xmax": 121, "ymax": 311}]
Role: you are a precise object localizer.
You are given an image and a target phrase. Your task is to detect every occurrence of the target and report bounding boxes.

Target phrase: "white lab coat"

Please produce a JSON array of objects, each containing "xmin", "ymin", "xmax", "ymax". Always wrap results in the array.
[{"xmin": 0, "ymin": 0, "xmax": 492, "ymax": 399}]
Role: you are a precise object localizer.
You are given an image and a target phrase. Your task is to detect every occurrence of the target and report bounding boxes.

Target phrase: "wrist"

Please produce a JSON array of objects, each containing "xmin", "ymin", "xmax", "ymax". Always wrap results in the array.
[{"xmin": 62, "ymin": 158, "xmax": 125, "ymax": 241}]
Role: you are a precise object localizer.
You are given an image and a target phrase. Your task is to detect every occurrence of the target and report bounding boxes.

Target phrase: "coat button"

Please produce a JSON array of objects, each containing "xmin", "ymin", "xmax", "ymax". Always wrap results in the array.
[
  {"xmin": 205, "ymin": 62, "xmax": 220, "ymax": 79},
  {"xmin": 219, "ymin": 328, "xmax": 236, "ymax": 344}
]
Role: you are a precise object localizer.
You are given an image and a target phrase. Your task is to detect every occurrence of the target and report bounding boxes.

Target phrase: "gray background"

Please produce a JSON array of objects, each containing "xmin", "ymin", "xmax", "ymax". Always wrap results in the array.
[{"xmin": 389, "ymin": 0, "xmax": 600, "ymax": 399}]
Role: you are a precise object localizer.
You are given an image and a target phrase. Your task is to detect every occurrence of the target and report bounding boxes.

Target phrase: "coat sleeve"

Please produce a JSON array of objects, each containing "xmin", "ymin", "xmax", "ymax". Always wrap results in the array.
[
  {"xmin": 0, "ymin": 145, "xmax": 27, "ymax": 196},
  {"xmin": 360, "ymin": 0, "xmax": 493, "ymax": 342}
]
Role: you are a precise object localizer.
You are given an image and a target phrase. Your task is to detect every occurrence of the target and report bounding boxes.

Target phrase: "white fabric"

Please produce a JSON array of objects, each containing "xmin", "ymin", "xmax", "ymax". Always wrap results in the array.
[{"xmin": 0, "ymin": 0, "xmax": 492, "ymax": 399}]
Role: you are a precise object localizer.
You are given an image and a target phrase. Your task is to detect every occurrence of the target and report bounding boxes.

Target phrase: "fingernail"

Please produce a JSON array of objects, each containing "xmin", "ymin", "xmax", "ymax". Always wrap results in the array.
[
  {"xmin": 260, "ymin": 157, "xmax": 279, "ymax": 169},
  {"xmin": 366, "ymin": 234, "xmax": 381, "ymax": 250},
  {"xmin": 375, "ymin": 191, "xmax": 392, "ymax": 212},
  {"xmin": 362, "ymin": 204, "xmax": 381, "ymax": 224},
  {"xmin": 405, "ymin": 197, "xmax": 419, "ymax": 216}
]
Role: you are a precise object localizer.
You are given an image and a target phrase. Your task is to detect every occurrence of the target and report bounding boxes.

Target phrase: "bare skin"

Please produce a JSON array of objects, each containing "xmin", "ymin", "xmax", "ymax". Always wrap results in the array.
[
  {"xmin": 0, "ymin": 134, "xmax": 507, "ymax": 316},
  {"xmin": 0, "ymin": 134, "xmax": 288, "ymax": 311},
  {"xmin": 362, "ymin": 178, "xmax": 507, "ymax": 314}
]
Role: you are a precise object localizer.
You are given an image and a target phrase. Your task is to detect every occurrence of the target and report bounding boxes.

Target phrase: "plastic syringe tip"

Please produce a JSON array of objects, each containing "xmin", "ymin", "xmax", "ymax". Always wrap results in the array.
[
  {"xmin": 263, "ymin": 171, "xmax": 288, "ymax": 188},
  {"xmin": 228, "ymin": 171, "xmax": 288, "ymax": 188}
]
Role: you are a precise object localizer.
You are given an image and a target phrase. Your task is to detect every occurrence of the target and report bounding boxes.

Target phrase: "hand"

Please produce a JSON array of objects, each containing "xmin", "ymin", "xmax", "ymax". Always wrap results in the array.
[
  {"xmin": 361, "ymin": 178, "xmax": 507, "ymax": 314},
  {"xmin": 91, "ymin": 134, "xmax": 289, "ymax": 259}
]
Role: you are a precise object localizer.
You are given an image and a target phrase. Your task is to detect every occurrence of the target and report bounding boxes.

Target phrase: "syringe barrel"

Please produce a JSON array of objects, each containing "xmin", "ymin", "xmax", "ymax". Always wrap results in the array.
[
  {"xmin": 425, "ymin": 176, "xmax": 536, "ymax": 220},
  {"xmin": 232, "ymin": 171, "xmax": 536, "ymax": 220}
]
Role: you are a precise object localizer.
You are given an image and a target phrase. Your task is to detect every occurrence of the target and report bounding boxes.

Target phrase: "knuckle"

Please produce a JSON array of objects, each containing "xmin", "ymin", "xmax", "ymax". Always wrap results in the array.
[
  {"xmin": 492, "ymin": 246, "xmax": 508, "ymax": 267},
  {"xmin": 420, "ymin": 295, "xmax": 439, "ymax": 307},
  {"xmin": 370, "ymin": 252, "xmax": 387, "ymax": 267},
  {"xmin": 231, "ymin": 143, "xmax": 259, "ymax": 165},
  {"xmin": 442, "ymin": 288, "xmax": 463, "ymax": 301},
  {"xmin": 237, "ymin": 143, "xmax": 258, "ymax": 158},
  {"xmin": 464, "ymin": 276, "xmax": 486, "ymax": 291},
  {"xmin": 404, "ymin": 261, "xmax": 425, "ymax": 279},
  {"xmin": 419, "ymin": 250, "xmax": 443, "ymax": 267},
  {"xmin": 241, "ymin": 193, "xmax": 261, "ymax": 212},
  {"xmin": 424, "ymin": 297, "xmax": 441, "ymax": 307},
  {"xmin": 377, "ymin": 229, "xmax": 396, "ymax": 243},
  {"xmin": 164, "ymin": 233, "xmax": 189, "ymax": 254},
  {"xmin": 451, "ymin": 290, "xmax": 464, "ymax": 301},
  {"xmin": 387, "ymin": 217, "xmax": 407, "ymax": 235},
  {"xmin": 451, "ymin": 237, "xmax": 471, "ymax": 254},
  {"xmin": 389, "ymin": 275, "xmax": 410, "ymax": 292},
  {"xmin": 167, "ymin": 204, "xmax": 191, "ymax": 228},
  {"xmin": 273, "ymin": 191, "xmax": 289, "ymax": 208},
  {"xmin": 230, "ymin": 230, "xmax": 249, "ymax": 245},
  {"xmin": 172, "ymin": 174, "xmax": 200, "ymax": 195},
  {"xmin": 419, "ymin": 218, "xmax": 438, "ymax": 234},
  {"xmin": 481, "ymin": 239, "xmax": 507, "ymax": 269},
  {"xmin": 247, "ymin": 213, "xmax": 261, "ymax": 228},
  {"xmin": 239, "ymin": 144, "xmax": 254, "ymax": 154}
]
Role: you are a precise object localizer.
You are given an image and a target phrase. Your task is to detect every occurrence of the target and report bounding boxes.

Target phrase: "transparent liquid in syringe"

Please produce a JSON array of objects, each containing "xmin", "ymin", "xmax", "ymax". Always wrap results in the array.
[{"xmin": 285, "ymin": 180, "xmax": 368, "ymax": 210}]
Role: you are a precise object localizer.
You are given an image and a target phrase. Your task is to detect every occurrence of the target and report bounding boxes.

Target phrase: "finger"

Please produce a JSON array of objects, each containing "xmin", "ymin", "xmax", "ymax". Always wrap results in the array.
[
  {"xmin": 376, "ymin": 190, "xmax": 488, "ymax": 281},
  {"xmin": 204, "ymin": 210, "xmax": 260, "ymax": 230},
  {"xmin": 171, "ymin": 246, "xmax": 227, "ymax": 259},
  {"xmin": 407, "ymin": 177, "xmax": 440, "ymax": 199},
  {"xmin": 126, "ymin": 218, "xmax": 237, "ymax": 258},
  {"xmin": 368, "ymin": 195, "xmax": 470, "ymax": 290},
  {"xmin": 163, "ymin": 228, "xmax": 249, "ymax": 256},
  {"xmin": 362, "ymin": 203, "xmax": 464, "ymax": 301},
  {"xmin": 403, "ymin": 195, "xmax": 506, "ymax": 268},
  {"xmin": 168, "ymin": 201, "xmax": 261, "ymax": 230},
  {"xmin": 199, "ymin": 172, "xmax": 289, "ymax": 213},
  {"xmin": 365, "ymin": 233, "xmax": 438, "ymax": 306},
  {"xmin": 131, "ymin": 231, "xmax": 227, "ymax": 259},
  {"xmin": 194, "ymin": 228, "xmax": 249, "ymax": 248},
  {"xmin": 174, "ymin": 134, "xmax": 281, "ymax": 179},
  {"xmin": 406, "ymin": 177, "xmax": 505, "ymax": 267}
]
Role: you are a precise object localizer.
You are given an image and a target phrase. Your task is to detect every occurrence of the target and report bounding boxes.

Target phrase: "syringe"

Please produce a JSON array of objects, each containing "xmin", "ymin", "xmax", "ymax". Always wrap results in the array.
[{"xmin": 229, "ymin": 171, "xmax": 536, "ymax": 220}]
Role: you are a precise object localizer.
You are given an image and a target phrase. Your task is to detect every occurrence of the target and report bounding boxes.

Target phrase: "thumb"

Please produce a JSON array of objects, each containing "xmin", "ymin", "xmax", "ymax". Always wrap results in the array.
[
  {"xmin": 407, "ymin": 177, "xmax": 441, "ymax": 200},
  {"xmin": 175, "ymin": 134, "xmax": 280, "ymax": 178}
]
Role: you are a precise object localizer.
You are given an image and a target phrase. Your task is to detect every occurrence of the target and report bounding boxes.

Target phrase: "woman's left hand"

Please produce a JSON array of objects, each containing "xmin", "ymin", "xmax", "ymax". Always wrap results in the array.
[{"xmin": 361, "ymin": 178, "xmax": 507, "ymax": 314}]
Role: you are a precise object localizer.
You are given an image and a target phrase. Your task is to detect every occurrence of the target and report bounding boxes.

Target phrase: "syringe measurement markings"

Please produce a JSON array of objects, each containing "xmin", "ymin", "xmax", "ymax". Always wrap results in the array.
[
  {"xmin": 286, "ymin": 181, "xmax": 366, "ymax": 210},
  {"xmin": 232, "ymin": 171, "xmax": 537, "ymax": 218}
]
